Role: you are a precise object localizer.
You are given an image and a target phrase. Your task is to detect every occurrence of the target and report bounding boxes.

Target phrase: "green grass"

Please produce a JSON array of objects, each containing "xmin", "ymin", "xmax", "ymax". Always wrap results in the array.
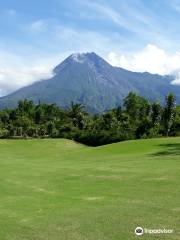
[{"xmin": 0, "ymin": 137, "xmax": 179, "ymax": 240}]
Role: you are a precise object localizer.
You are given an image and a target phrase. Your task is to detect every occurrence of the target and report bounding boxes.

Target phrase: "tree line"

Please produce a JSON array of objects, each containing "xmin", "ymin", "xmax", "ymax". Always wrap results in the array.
[{"xmin": 0, "ymin": 92, "xmax": 179, "ymax": 146}]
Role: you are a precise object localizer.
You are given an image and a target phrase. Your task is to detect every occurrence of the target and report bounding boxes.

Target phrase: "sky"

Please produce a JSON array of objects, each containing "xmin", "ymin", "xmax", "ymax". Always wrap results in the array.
[{"xmin": 1, "ymin": 0, "xmax": 180, "ymax": 95}]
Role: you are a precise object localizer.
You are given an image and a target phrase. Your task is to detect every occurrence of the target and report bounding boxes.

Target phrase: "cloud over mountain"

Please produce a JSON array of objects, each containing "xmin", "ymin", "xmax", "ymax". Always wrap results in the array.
[{"xmin": 107, "ymin": 44, "xmax": 180, "ymax": 84}]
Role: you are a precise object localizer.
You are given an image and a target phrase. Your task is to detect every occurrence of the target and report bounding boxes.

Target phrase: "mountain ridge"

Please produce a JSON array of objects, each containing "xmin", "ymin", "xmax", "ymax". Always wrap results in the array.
[{"xmin": 0, "ymin": 52, "xmax": 179, "ymax": 112}]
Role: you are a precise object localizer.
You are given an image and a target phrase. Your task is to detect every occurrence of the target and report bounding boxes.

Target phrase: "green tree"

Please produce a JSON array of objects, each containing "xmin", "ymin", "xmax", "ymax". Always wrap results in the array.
[
  {"xmin": 151, "ymin": 102, "xmax": 161, "ymax": 126},
  {"xmin": 68, "ymin": 102, "xmax": 86, "ymax": 130},
  {"xmin": 163, "ymin": 93, "xmax": 176, "ymax": 136},
  {"xmin": 123, "ymin": 92, "xmax": 150, "ymax": 122},
  {"xmin": 18, "ymin": 99, "xmax": 34, "ymax": 116}
]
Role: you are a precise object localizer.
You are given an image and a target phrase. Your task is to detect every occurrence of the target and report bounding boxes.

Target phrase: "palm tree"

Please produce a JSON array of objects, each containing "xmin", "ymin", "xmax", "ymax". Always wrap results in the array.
[{"xmin": 69, "ymin": 102, "xmax": 85, "ymax": 129}]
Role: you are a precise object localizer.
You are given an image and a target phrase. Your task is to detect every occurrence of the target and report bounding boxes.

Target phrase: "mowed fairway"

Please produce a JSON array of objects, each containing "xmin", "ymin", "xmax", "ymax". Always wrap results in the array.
[{"xmin": 0, "ymin": 138, "xmax": 179, "ymax": 240}]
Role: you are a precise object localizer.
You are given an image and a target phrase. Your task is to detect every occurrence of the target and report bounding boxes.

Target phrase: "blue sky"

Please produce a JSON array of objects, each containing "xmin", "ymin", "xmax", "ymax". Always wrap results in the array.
[{"xmin": 1, "ymin": 0, "xmax": 180, "ymax": 95}]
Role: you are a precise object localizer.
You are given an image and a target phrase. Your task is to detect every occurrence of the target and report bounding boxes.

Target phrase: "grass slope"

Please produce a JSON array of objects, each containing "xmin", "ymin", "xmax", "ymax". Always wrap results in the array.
[{"xmin": 0, "ymin": 138, "xmax": 179, "ymax": 240}]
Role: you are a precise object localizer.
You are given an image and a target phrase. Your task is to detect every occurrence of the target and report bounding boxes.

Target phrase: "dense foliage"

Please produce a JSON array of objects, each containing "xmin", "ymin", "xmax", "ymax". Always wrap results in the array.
[{"xmin": 0, "ymin": 92, "xmax": 179, "ymax": 146}]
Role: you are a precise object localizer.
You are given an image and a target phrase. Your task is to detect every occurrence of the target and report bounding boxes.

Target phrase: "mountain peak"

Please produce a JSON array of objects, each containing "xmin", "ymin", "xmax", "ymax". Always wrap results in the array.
[
  {"xmin": 69, "ymin": 52, "xmax": 98, "ymax": 62},
  {"xmin": 69, "ymin": 53, "xmax": 86, "ymax": 63},
  {"xmin": 53, "ymin": 52, "xmax": 109, "ymax": 74}
]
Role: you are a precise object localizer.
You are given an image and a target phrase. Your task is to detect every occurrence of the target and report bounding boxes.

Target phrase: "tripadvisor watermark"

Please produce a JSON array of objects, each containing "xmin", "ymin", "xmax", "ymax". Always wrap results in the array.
[{"xmin": 135, "ymin": 226, "xmax": 173, "ymax": 236}]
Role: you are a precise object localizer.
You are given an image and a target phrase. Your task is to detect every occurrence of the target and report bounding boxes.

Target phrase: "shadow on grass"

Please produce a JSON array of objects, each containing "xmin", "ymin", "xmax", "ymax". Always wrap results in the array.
[{"xmin": 152, "ymin": 143, "xmax": 180, "ymax": 157}]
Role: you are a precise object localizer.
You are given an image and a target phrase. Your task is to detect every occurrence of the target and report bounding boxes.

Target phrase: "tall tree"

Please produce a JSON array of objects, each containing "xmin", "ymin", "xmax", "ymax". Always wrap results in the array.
[
  {"xmin": 163, "ymin": 93, "xmax": 176, "ymax": 136},
  {"xmin": 151, "ymin": 102, "xmax": 161, "ymax": 126}
]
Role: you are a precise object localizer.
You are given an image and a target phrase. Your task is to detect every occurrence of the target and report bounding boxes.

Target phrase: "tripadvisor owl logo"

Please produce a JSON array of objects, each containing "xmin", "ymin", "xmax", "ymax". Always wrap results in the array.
[{"xmin": 135, "ymin": 227, "xmax": 144, "ymax": 236}]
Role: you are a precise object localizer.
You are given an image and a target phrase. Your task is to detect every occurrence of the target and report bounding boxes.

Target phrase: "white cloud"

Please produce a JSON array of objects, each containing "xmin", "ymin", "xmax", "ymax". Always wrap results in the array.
[
  {"xmin": 0, "ymin": 67, "xmax": 53, "ymax": 95},
  {"xmin": 107, "ymin": 44, "xmax": 180, "ymax": 84},
  {"xmin": 78, "ymin": 0, "xmax": 130, "ymax": 30},
  {"xmin": 76, "ymin": 0, "xmax": 161, "ymax": 38},
  {"xmin": 0, "ymin": 50, "xmax": 61, "ymax": 96}
]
